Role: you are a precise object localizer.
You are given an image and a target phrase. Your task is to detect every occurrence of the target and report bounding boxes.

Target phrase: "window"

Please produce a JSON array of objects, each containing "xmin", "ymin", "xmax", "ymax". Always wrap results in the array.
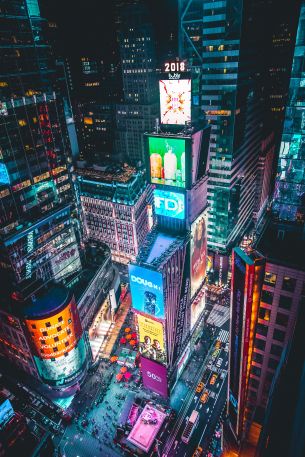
[
  {"xmin": 250, "ymin": 377, "xmax": 259, "ymax": 388},
  {"xmin": 58, "ymin": 316, "xmax": 63, "ymax": 322},
  {"xmin": 251, "ymin": 366, "xmax": 261, "ymax": 377},
  {"xmin": 261, "ymin": 289, "xmax": 274, "ymax": 305},
  {"xmin": 45, "ymin": 322, "xmax": 51, "ymax": 327},
  {"xmin": 256, "ymin": 323, "xmax": 268, "ymax": 337},
  {"xmin": 279, "ymin": 295, "xmax": 292, "ymax": 310},
  {"xmin": 252, "ymin": 352, "xmax": 263, "ymax": 364},
  {"xmin": 255, "ymin": 338, "xmax": 266, "ymax": 351},
  {"xmin": 264, "ymin": 272, "xmax": 277, "ymax": 286},
  {"xmin": 270, "ymin": 344, "xmax": 282, "ymax": 357},
  {"xmin": 276, "ymin": 312, "xmax": 289, "ymax": 327},
  {"xmin": 42, "ymin": 331, "xmax": 48, "ymax": 337},
  {"xmin": 273, "ymin": 329, "xmax": 285, "ymax": 342},
  {"xmin": 54, "ymin": 336, "xmax": 59, "ymax": 342},
  {"xmin": 282, "ymin": 276, "xmax": 296, "ymax": 292},
  {"xmin": 57, "ymin": 326, "xmax": 62, "ymax": 332},
  {"xmin": 259, "ymin": 307, "xmax": 271, "ymax": 321},
  {"xmin": 54, "ymin": 347, "xmax": 58, "ymax": 352},
  {"xmin": 268, "ymin": 358, "xmax": 278, "ymax": 370}
]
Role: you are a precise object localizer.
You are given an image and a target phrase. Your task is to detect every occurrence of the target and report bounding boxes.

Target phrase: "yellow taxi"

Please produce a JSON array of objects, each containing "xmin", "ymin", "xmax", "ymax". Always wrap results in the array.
[
  {"xmin": 192, "ymin": 446, "xmax": 203, "ymax": 457},
  {"xmin": 196, "ymin": 381, "xmax": 204, "ymax": 393},
  {"xmin": 200, "ymin": 391, "xmax": 209, "ymax": 403},
  {"xmin": 210, "ymin": 373, "xmax": 218, "ymax": 385}
]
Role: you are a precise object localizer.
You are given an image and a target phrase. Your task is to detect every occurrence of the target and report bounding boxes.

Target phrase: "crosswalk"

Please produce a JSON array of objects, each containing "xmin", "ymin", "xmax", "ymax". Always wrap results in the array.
[
  {"xmin": 217, "ymin": 329, "xmax": 230, "ymax": 344},
  {"xmin": 206, "ymin": 304, "xmax": 230, "ymax": 328}
]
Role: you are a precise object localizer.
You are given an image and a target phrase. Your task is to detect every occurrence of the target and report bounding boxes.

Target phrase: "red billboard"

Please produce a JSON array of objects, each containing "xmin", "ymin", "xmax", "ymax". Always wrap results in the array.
[
  {"xmin": 228, "ymin": 248, "xmax": 255, "ymax": 440},
  {"xmin": 140, "ymin": 356, "xmax": 168, "ymax": 398}
]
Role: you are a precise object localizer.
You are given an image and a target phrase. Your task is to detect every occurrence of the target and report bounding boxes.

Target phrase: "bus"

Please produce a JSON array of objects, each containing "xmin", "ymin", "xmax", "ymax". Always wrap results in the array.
[{"xmin": 181, "ymin": 410, "xmax": 199, "ymax": 444}]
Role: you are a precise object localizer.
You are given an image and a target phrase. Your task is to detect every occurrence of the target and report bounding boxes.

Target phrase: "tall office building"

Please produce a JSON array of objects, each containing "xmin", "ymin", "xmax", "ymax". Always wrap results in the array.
[
  {"xmin": 273, "ymin": 0, "xmax": 305, "ymax": 223},
  {"xmin": 179, "ymin": 0, "xmax": 298, "ymax": 253},
  {"xmin": 115, "ymin": 1, "xmax": 158, "ymax": 164},
  {"xmin": 0, "ymin": 1, "xmax": 88, "ymax": 389}
]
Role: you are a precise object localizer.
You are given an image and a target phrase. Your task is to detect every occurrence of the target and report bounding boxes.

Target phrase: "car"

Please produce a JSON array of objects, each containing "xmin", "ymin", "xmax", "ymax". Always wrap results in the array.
[
  {"xmin": 210, "ymin": 374, "xmax": 218, "ymax": 385},
  {"xmin": 216, "ymin": 358, "xmax": 223, "ymax": 368},
  {"xmin": 192, "ymin": 446, "xmax": 203, "ymax": 457},
  {"xmin": 200, "ymin": 391, "xmax": 209, "ymax": 403},
  {"xmin": 215, "ymin": 340, "xmax": 221, "ymax": 349},
  {"xmin": 196, "ymin": 382, "xmax": 204, "ymax": 393}
]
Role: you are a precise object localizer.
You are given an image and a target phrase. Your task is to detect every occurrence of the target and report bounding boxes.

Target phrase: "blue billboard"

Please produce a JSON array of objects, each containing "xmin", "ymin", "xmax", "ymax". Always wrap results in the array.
[
  {"xmin": 0, "ymin": 399, "xmax": 14, "ymax": 430},
  {"xmin": 128, "ymin": 264, "xmax": 165, "ymax": 319},
  {"xmin": 154, "ymin": 189, "xmax": 185, "ymax": 220}
]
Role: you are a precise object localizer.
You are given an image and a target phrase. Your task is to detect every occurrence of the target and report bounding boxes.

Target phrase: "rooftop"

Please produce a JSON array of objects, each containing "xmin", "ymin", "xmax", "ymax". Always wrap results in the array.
[
  {"xmin": 255, "ymin": 221, "xmax": 305, "ymax": 270},
  {"xmin": 19, "ymin": 284, "xmax": 70, "ymax": 320},
  {"xmin": 75, "ymin": 163, "xmax": 137, "ymax": 184},
  {"xmin": 127, "ymin": 404, "xmax": 166, "ymax": 453}
]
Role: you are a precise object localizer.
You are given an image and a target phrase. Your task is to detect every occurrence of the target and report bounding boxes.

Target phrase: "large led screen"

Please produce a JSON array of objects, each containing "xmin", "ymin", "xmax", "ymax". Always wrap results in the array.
[
  {"xmin": 25, "ymin": 300, "xmax": 86, "ymax": 387},
  {"xmin": 190, "ymin": 211, "xmax": 207, "ymax": 299},
  {"xmin": 140, "ymin": 356, "xmax": 168, "ymax": 398},
  {"xmin": 159, "ymin": 79, "xmax": 191, "ymax": 125},
  {"xmin": 138, "ymin": 314, "xmax": 166, "ymax": 365},
  {"xmin": 0, "ymin": 399, "xmax": 14, "ymax": 430},
  {"xmin": 129, "ymin": 264, "xmax": 165, "ymax": 319},
  {"xmin": 154, "ymin": 189, "xmax": 185, "ymax": 220},
  {"xmin": 149, "ymin": 137, "xmax": 186, "ymax": 188}
]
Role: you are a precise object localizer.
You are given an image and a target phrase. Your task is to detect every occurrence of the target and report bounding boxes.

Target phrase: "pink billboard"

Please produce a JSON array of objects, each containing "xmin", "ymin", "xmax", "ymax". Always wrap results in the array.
[{"xmin": 140, "ymin": 356, "xmax": 168, "ymax": 398}]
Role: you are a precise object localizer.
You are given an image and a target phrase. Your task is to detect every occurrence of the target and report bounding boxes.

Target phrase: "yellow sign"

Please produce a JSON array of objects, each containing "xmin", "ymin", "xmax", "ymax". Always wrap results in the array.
[{"xmin": 137, "ymin": 315, "xmax": 166, "ymax": 364}]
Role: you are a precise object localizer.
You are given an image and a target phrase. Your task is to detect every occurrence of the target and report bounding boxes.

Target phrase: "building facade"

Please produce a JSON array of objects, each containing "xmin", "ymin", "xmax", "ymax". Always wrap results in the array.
[{"xmin": 76, "ymin": 165, "xmax": 149, "ymax": 264}]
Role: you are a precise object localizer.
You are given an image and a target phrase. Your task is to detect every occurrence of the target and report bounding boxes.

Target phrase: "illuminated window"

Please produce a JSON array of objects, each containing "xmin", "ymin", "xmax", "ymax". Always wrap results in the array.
[
  {"xmin": 18, "ymin": 119, "xmax": 27, "ymax": 126},
  {"xmin": 218, "ymin": 45, "xmax": 224, "ymax": 51},
  {"xmin": 264, "ymin": 272, "xmax": 277, "ymax": 286},
  {"xmin": 259, "ymin": 307, "xmax": 271, "ymax": 321},
  {"xmin": 282, "ymin": 276, "xmax": 296, "ymax": 292}
]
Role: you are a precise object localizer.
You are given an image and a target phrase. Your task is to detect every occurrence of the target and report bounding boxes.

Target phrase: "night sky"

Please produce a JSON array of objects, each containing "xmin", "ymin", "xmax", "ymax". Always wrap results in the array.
[{"xmin": 40, "ymin": 0, "xmax": 178, "ymax": 64}]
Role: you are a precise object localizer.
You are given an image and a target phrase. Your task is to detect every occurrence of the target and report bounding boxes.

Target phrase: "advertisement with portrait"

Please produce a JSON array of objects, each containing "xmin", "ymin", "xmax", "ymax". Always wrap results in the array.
[
  {"xmin": 128, "ymin": 264, "xmax": 165, "ymax": 319},
  {"xmin": 148, "ymin": 137, "xmax": 186, "ymax": 188},
  {"xmin": 140, "ymin": 356, "xmax": 168, "ymax": 398},
  {"xmin": 154, "ymin": 189, "xmax": 185, "ymax": 220},
  {"xmin": 159, "ymin": 78, "xmax": 191, "ymax": 125},
  {"xmin": 138, "ymin": 314, "xmax": 166, "ymax": 365},
  {"xmin": 33, "ymin": 336, "xmax": 87, "ymax": 387},
  {"xmin": 190, "ymin": 211, "xmax": 207, "ymax": 298}
]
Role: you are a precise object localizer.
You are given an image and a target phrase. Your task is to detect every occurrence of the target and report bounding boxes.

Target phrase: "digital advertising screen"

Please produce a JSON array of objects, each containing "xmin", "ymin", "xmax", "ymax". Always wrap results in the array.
[
  {"xmin": 154, "ymin": 189, "xmax": 185, "ymax": 220},
  {"xmin": 140, "ymin": 356, "xmax": 168, "ymax": 398},
  {"xmin": 128, "ymin": 264, "xmax": 165, "ymax": 319},
  {"xmin": 138, "ymin": 314, "xmax": 166, "ymax": 365},
  {"xmin": 190, "ymin": 211, "xmax": 207, "ymax": 299},
  {"xmin": 25, "ymin": 301, "xmax": 83, "ymax": 360},
  {"xmin": 149, "ymin": 136, "xmax": 186, "ymax": 188},
  {"xmin": 33, "ymin": 336, "xmax": 87, "ymax": 387},
  {"xmin": 0, "ymin": 399, "xmax": 14, "ymax": 430},
  {"xmin": 159, "ymin": 79, "xmax": 191, "ymax": 125}
]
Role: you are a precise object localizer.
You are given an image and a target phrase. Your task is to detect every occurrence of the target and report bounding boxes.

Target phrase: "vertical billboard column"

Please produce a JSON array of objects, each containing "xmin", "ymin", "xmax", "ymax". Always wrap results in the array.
[
  {"xmin": 190, "ymin": 210, "xmax": 208, "ymax": 329},
  {"xmin": 228, "ymin": 248, "xmax": 255, "ymax": 441},
  {"xmin": 159, "ymin": 77, "xmax": 191, "ymax": 125}
]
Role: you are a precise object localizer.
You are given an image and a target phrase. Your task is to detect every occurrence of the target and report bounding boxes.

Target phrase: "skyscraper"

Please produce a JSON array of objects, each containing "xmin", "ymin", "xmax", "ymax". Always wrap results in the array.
[
  {"xmin": 179, "ymin": 0, "xmax": 298, "ymax": 254},
  {"xmin": 115, "ymin": 1, "xmax": 158, "ymax": 164},
  {"xmin": 273, "ymin": 0, "xmax": 305, "ymax": 223}
]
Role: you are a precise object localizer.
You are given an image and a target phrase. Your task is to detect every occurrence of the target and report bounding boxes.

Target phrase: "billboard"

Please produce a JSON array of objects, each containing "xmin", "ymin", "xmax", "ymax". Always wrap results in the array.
[
  {"xmin": 190, "ymin": 211, "xmax": 207, "ymax": 298},
  {"xmin": 228, "ymin": 248, "xmax": 255, "ymax": 439},
  {"xmin": 0, "ymin": 399, "xmax": 14, "ymax": 430},
  {"xmin": 24, "ymin": 300, "xmax": 87, "ymax": 387},
  {"xmin": 138, "ymin": 314, "xmax": 166, "ymax": 365},
  {"xmin": 149, "ymin": 137, "xmax": 186, "ymax": 188},
  {"xmin": 128, "ymin": 264, "xmax": 165, "ymax": 319},
  {"xmin": 173, "ymin": 244, "xmax": 190, "ymax": 361},
  {"xmin": 159, "ymin": 79, "xmax": 191, "ymax": 125},
  {"xmin": 154, "ymin": 189, "xmax": 185, "ymax": 220},
  {"xmin": 140, "ymin": 356, "xmax": 168, "ymax": 398}
]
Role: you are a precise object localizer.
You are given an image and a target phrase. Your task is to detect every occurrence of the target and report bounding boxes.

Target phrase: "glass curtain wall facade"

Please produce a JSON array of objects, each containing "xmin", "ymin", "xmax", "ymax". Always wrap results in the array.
[
  {"xmin": 273, "ymin": 1, "xmax": 305, "ymax": 223},
  {"xmin": 179, "ymin": 0, "xmax": 267, "ymax": 253}
]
